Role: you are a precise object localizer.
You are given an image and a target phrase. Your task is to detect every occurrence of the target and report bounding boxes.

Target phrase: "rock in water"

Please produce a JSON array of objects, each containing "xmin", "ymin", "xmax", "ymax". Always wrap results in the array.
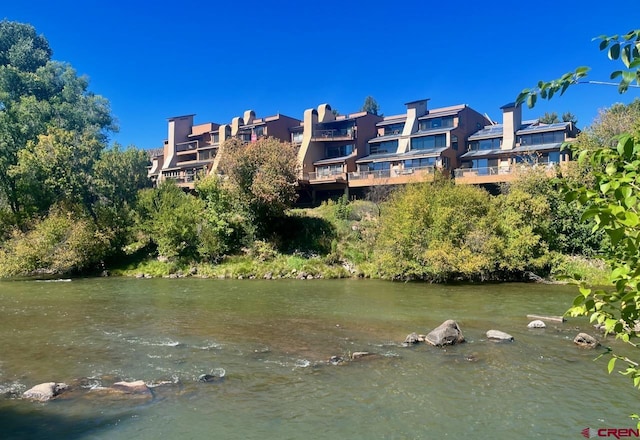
[
  {"xmin": 527, "ymin": 320, "xmax": 546, "ymax": 329},
  {"xmin": 486, "ymin": 330, "xmax": 514, "ymax": 341},
  {"xmin": 574, "ymin": 333, "xmax": 600, "ymax": 348},
  {"xmin": 351, "ymin": 352, "xmax": 374, "ymax": 360},
  {"xmin": 22, "ymin": 382, "xmax": 68, "ymax": 402},
  {"xmin": 426, "ymin": 320, "xmax": 465, "ymax": 347},
  {"xmin": 111, "ymin": 380, "xmax": 152, "ymax": 396},
  {"xmin": 404, "ymin": 332, "xmax": 420, "ymax": 344}
]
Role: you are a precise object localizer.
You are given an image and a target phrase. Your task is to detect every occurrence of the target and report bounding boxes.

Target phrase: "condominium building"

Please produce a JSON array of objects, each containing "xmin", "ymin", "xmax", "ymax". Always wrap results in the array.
[
  {"xmin": 147, "ymin": 98, "xmax": 578, "ymax": 197},
  {"xmin": 454, "ymin": 103, "xmax": 579, "ymax": 184},
  {"xmin": 296, "ymin": 104, "xmax": 382, "ymax": 199},
  {"xmin": 149, "ymin": 111, "xmax": 301, "ymax": 189},
  {"xmin": 346, "ymin": 99, "xmax": 489, "ymax": 188}
]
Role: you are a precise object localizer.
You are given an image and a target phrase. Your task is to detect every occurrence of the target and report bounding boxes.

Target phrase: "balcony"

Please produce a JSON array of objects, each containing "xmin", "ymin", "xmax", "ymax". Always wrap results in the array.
[
  {"xmin": 307, "ymin": 171, "xmax": 347, "ymax": 184},
  {"xmin": 176, "ymin": 140, "xmax": 198, "ymax": 154},
  {"xmin": 311, "ymin": 127, "xmax": 355, "ymax": 141},
  {"xmin": 454, "ymin": 163, "xmax": 559, "ymax": 184},
  {"xmin": 348, "ymin": 166, "xmax": 436, "ymax": 187}
]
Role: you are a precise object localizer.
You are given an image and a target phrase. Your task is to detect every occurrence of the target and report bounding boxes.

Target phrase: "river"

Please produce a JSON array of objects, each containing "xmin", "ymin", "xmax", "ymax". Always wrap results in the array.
[{"xmin": 0, "ymin": 278, "xmax": 636, "ymax": 439}]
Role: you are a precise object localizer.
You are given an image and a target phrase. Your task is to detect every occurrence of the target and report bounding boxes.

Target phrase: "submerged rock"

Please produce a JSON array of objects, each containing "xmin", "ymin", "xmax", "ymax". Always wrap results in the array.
[
  {"xmin": 574, "ymin": 333, "xmax": 600, "ymax": 348},
  {"xmin": 527, "ymin": 320, "xmax": 546, "ymax": 329},
  {"xmin": 198, "ymin": 368, "xmax": 226, "ymax": 382},
  {"xmin": 426, "ymin": 320, "xmax": 465, "ymax": 347},
  {"xmin": 22, "ymin": 382, "xmax": 68, "ymax": 402},
  {"xmin": 328, "ymin": 356, "xmax": 345, "ymax": 365},
  {"xmin": 486, "ymin": 330, "xmax": 514, "ymax": 341},
  {"xmin": 111, "ymin": 380, "xmax": 152, "ymax": 396},
  {"xmin": 351, "ymin": 352, "xmax": 375, "ymax": 360}
]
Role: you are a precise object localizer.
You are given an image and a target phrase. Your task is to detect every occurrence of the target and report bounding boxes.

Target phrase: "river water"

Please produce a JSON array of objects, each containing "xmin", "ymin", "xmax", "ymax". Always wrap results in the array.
[{"xmin": 0, "ymin": 278, "xmax": 636, "ymax": 439}]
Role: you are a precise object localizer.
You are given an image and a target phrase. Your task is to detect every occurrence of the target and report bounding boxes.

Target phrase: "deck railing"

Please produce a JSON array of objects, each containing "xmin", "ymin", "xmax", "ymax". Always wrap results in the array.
[
  {"xmin": 348, "ymin": 166, "xmax": 435, "ymax": 180},
  {"xmin": 311, "ymin": 128, "xmax": 354, "ymax": 140}
]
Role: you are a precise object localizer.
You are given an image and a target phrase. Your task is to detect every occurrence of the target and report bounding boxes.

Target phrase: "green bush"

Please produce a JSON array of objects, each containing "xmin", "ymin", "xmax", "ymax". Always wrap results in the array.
[{"xmin": 0, "ymin": 208, "xmax": 110, "ymax": 276}]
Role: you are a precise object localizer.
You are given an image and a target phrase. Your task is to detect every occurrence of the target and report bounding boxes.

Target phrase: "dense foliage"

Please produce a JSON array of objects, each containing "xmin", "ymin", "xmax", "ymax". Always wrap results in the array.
[{"xmin": 0, "ymin": 21, "xmax": 150, "ymax": 275}]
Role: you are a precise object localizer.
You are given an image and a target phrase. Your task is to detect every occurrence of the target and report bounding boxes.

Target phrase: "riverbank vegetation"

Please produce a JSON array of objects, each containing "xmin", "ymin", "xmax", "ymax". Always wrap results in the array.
[{"xmin": 0, "ymin": 19, "xmax": 623, "ymax": 285}]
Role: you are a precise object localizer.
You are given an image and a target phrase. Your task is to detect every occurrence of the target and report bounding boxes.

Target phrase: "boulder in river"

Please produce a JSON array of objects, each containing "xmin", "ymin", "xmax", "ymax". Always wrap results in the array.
[
  {"xmin": 426, "ymin": 320, "xmax": 465, "ymax": 347},
  {"xmin": 574, "ymin": 333, "xmax": 600, "ymax": 349},
  {"xmin": 486, "ymin": 330, "xmax": 514, "ymax": 341},
  {"xmin": 22, "ymin": 382, "xmax": 68, "ymax": 402},
  {"xmin": 527, "ymin": 320, "xmax": 546, "ymax": 329}
]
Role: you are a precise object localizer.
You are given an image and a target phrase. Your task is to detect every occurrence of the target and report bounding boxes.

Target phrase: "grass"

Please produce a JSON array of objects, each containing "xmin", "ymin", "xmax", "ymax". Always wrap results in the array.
[{"xmin": 550, "ymin": 254, "xmax": 610, "ymax": 286}]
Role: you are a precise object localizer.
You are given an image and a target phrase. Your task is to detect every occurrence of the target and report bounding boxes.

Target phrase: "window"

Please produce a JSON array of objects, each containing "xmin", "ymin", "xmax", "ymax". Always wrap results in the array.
[
  {"xmin": 518, "ymin": 130, "xmax": 565, "ymax": 146},
  {"xmin": 405, "ymin": 157, "xmax": 436, "ymax": 169},
  {"xmin": 291, "ymin": 132, "xmax": 303, "ymax": 143},
  {"xmin": 469, "ymin": 138, "xmax": 501, "ymax": 151},
  {"xmin": 325, "ymin": 144, "xmax": 354, "ymax": 158},
  {"xmin": 471, "ymin": 158, "xmax": 498, "ymax": 175},
  {"xmin": 383, "ymin": 123, "xmax": 404, "ymax": 136},
  {"xmin": 452, "ymin": 135, "xmax": 458, "ymax": 151},
  {"xmin": 212, "ymin": 133, "xmax": 220, "ymax": 144},
  {"xmin": 370, "ymin": 140, "xmax": 398, "ymax": 155},
  {"xmin": 364, "ymin": 162, "xmax": 391, "ymax": 172},
  {"xmin": 199, "ymin": 150, "xmax": 216, "ymax": 161},
  {"xmin": 411, "ymin": 134, "xmax": 446, "ymax": 150},
  {"xmin": 254, "ymin": 126, "xmax": 265, "ymax": 137},
  {"xmin": 419, "ymin": 116, "xmax": 454, "ymax": 131}
]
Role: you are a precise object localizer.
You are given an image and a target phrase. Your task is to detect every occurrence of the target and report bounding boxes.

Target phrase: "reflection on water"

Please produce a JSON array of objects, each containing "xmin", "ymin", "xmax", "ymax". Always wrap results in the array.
[{"xmin": 0, "ymin": 278, "xmax": 636, "ymax": 439}]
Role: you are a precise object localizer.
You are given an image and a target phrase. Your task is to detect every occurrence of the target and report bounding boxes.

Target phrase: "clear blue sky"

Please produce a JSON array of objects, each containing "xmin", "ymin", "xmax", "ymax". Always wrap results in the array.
[{"xmin": 3, "ymin": 1, "xmax": 639, "ymax": 149}]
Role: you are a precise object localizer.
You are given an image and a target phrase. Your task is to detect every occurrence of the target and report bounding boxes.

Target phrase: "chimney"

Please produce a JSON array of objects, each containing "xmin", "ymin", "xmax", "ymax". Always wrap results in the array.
[
  {"xmin": 163, "ymin": 114, "xmax": 194, "ymax": 170},
  {"xmin": 500, "ymin": 102, "xmax": 521, "ymax": 150},
  {"xmin": 398, "ymin": 98, "xmax": 429, "ymax": 153}
]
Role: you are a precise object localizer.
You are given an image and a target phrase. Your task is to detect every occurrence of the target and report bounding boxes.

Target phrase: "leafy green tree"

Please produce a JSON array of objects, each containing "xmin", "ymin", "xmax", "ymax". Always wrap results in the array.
[
  {"xmin": 372, "ymin": 181, "xmax": 549, "ymax": 281},
  {"xmin": 9, "ymin": 127, "xmax": 103, "ymax": 218},
  {"xmin": 92, "ymin": 144, "xmax": 152, "ymax": 251},
  {"xmin": 0, "ymin": 20, "xmax": 113, "ymax": 221},
  {"xmin": 135, "ymin": 181, "xmax": 205, "ymax": 260},
  {"xmin": 507, "ymin": 168, "xmax": 603, "ymax": 256},
  {"xmin": 217, "ymin": 137, "xmax": 299, "ymax": 238},
  {"xmin": 361, "ymin": 96, "xmax": 380, "ymax": 116},
  {"xmin": 194, "ymin": 175, "xmax": 239, "ymax": 262}
]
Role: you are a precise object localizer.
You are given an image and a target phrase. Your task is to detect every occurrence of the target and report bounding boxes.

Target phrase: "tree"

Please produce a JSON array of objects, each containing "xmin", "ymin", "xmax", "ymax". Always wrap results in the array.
[
  {"xmin": 9, "ymin": 127, "xmax": 103, "ymax": 218},
  {"xmin": 518, "ymin": 29, "xmax": 640, "ymax": 406},
  {"xmin": 217, "ymin": 137, "xmax": 299, "ymax": 238},
  {"xmin": 539, "ymin": 112, "xmax": 560, "ymax": 124},
  {"xmin": 562, "ymin": 111, "xmax": 578, "ymax": 125},
  {"xmin": 0, "ymin": 20, "xmax": 114, "ymax": 222},
  {"xmin": 135, "ymin": 181, "xmax": 205, "ymax": 260},
  {"xmin": 372, "ymin": 181, "xmax": 549, "ymax": 282},
  {"xmin": 361, "ymin": 96, "xmax": 380, "ymax": 116}
]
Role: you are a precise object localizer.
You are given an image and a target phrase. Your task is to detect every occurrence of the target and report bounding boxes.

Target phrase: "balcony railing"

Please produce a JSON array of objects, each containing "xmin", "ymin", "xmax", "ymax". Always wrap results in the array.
[
  {"xmin": 307, "ymin": 171, "xmax": 347, "ymax": 181},
  {"xmin": 348, "ymin": 166, "xmax": 435, "ymax": 181},
  {"xmin": 454, "ymin": 163, "xmax": 557, "ymax": 179},
  {"xmin": 454, "ymin": 166, "xmax": 511, "ymax": 178},
  {"xmin": 311, "ymin": 128, "xmax": 354, "ymax": 140},
  {"xmin": 176, "ymin": 141, "xmax": 198, "ymax": 153}
]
